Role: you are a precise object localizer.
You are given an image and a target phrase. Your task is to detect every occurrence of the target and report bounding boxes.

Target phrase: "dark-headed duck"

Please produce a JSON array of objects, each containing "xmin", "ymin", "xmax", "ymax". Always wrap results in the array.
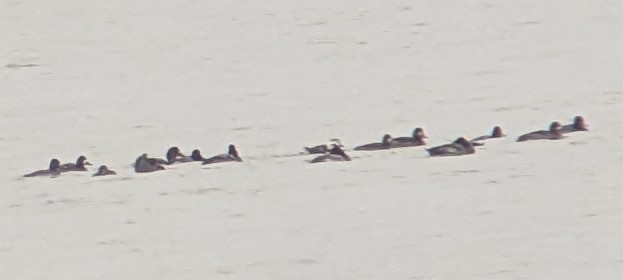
[
  {"xmin": 517, "ymin": 122, "xmax": 563, "ymax": 142},
  {"xmin": 354, "ymin": 134, "xmax": 392, "ymax": 151},
  {"xmin": 471, "ymin": 126, "xmax": 505, "ymax": 142},
  {"xmin": 391, "ymin": 127, "xmax": 427, "ymax": 148},
  {"xmin": 427, "ymin": 137, "xmax": 475, "ymax": 157},
  {"xmin": 93, "ymin": 165, "xmax": 116, "ymax": 177},
  {"xmin": 134, "ymin": 153, "xmax": 166, "ymax": 173},
  {"xmin": 60, "ymin": 155, "xmax": 92, "ymax": 172},
  {"xmin": 24, "ymin": 159, "xmax": 61, "ymax": 178},
  {"xmin": 191, "ymin": 149, "xmax": 206, "ymax": 161},
  {"xmin": 165, "ymin": 146, "xmax": 193, "ymax": 164},
  {"xmin": 305, "ymin": 139, "xmax": 344, "ymax": 154},
  {"xmin": 310, "ymin": 145, "xmax": 352, "ymax": 163},
  {"xmin": 202, "ymin": 144, "xmax": 243, "ymax": 165},
  {"xmin": 561, "ymin": 116, "xmax": 588, "ymax": 134}
]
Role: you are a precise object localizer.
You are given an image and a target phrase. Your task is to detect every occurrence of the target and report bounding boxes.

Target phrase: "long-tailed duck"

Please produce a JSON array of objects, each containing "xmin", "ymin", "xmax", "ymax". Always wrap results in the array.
[
  {"xmin": 310, "ymin": 145, "xmax": 352, "ymax": 163},
  {"xmin": 23, "ymin": 159, "xmax": 61, "ymax": 178},
  {"xmin": 391, "ymin": 127, "xmax": 427, "ymax": 148},
  {"xmin": 561, "ymin": 116, "xmax": 588, "ymax": 134},
  {"xmin": 305, "ymin": 139, "xmax": 344, "ymax": 154},
  {"xmin": 516, "ymin": 122, "xmax": 563, "ymax": 142},
  {"xmin": 93, "ymin": 165, "xmax": 116, "ymax": 176},
  {"xmin": 353, "ymin": 134, "xmax": 393, "ymax": 151},
  {"xmin": 202, "ymin": 144, "xmax": 243, "ymax": 165},
  {"xmin": 60, "ymin": 155, "xmax": 92, "ymax": 172},
  {"xmin": 427, "ymin": 137, "xmax": 475, "ymax": 157},
  {"xmin": 134, "ymin": 153, "xmax": 166, "ymax": 173}
]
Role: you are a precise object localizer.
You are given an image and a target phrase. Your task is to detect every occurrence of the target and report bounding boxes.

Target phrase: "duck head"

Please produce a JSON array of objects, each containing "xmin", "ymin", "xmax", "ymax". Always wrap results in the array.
[
  {"xmin": 76, "ymin": 155, "xmax": 91, "ymax": 168},
  {"xmin": 98, "ymin": 165, "xmax": 109, "ymax": 173},
  {"xmin": 454, "ymin": 137, "xmax": 472, "ymax": 148},
  {"xmin": 135, "ymin": 153, "xmax": 148, "ymax": 168},
  {"xmin": 573, "ymin": 116, "xmax": 588, "ymax": 131},
  {"xmin": 166, "ymin": 147, "xmax": 181, "ymax": 163},
  {"xmin": 49, "ymin": 159, "xmax": 61, "ymax": 171},
  {"xmin": 191, "ymin": 149, "xmax": 203, "ymax": 161},
  {"xmin": 413, "ymin": 127, "xmax": 427, "ymax": 140},
  {"xmin": 492, "ymin": 126, "xmax": 505, "ymax": 138},
  {"xmin": 382, "ymin": 134, "xmax": 393, "ymax": 145},
  {"xmin": 550, "ymin": 121, "xmax": 562, "ymax": 134},
  {"xmin": 228, "ymin": 144, "xmax": 240, "ymax": 158},
  {"xmin": 94, "ymin": 165, "xmax": 116, "ymax": 176}
]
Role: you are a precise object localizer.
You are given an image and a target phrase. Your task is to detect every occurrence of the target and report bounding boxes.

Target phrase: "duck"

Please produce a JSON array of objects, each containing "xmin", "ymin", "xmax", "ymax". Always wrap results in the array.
[
  {"xmin": 391, "ymin": 127, "xmax": 427, "ymax": 148},
  {"xmin": 93, "ymin": 165, "xmax": 116, "ymax": 177},
  {"xmin": 202, "ymin": 144, "xmax": 243, "ymax": 165},
  {"xmin": 23, "ymin": 159, "xmax": 61, "ymax": 178},
  {"xmin": 134, "ymin": 153, "xmax": 166, "ymax": 173},
  {"xmin": 164, "ymin": 146, "xmax": 193, "ymax": 164},
  {"xmin": 427, "ymin": 137, "xmax": 475, "ymax": 157},
  {"xmin": 516, "ymin": 121, "xmax": 563, "ymax": 142},
  {"xmin": 561, "ymin": 116, "xmax": 588, "ymax": 134},
  {"xmin": 60, "ymin": 155, "xmax": 92, "ymax": 172},
  {"xmin": 304, "ymin": 139, "xmax": 344, "ymax": 154},
  {"xmin": 190, "ymin": 149, "xmax": 206, "ymax": 161},
  {"xmin": 471, "ymin": 126, "xmax": 505, "ymax": 142},
  {"xmin": 310, "ymin": 145, "xmax": 352, "ymax": 163},
  {"xmin": 353, "ymin": 134, "xmax": 393, "ymax": 151}
]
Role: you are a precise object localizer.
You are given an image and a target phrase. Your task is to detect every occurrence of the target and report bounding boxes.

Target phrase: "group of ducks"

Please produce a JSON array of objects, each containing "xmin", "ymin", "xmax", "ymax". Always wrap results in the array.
[
  {"xmin": 133, "ymin": 145, "xmax": 243, "ymax": 173},
  {"xmin": 305, "ymin": 116, "xmax": 586, "ymax": 161},
  {"xmin": 22, "ymin": 116, "xmax": 588, "ymax": 178},
  {"xmin": 22, "ymin": 145, "xmax": 244, "ymax": 178}
]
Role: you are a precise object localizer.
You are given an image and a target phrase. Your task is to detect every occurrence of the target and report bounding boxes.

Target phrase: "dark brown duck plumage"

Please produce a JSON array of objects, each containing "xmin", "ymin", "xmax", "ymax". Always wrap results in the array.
[
  {"xmin": 517, "ymin": 122, "xmax": 563, "ymax": 142},
  {"xmin": 24, "ymin": 159, "xmax": 61, "ymax": 178},
  {"xmin": 391, "ymin": 127, "xmax": 427, "ymax": 148},
  {"xmin": 561, "ymin": 116, "xmax": 588, "ymax": 134},
  {"xmin": 165, "ymin": 146, "xmax": 193, "ymax": 164},
  {"xmin": 310, "ymin": 145, "xmax": 352, "ymax": 163},
  {"xmin": 354, "ymin": 134, "xmax": 393, "ymax": 151},
  {"xmin": 191, "ymin": 149, "xmax": 206, "ymax": 161},
  {"xmin": 93, "ymin": 165, "xmax": 116, "ymax": 177},
  {"xmin": 471, "ymin": 126, "xmax": 505, "ymax": 142},
  {"xmin": 134, "ymin": 153, "xmax": 166, "ymax": 173},
  {"xmin": 60, "ymin": 155, "xmax": 91, "ymax": 172},
  {"xmin": 202, "ymin": 144, "xmax": 243, "ymax": 165},
  {"xmin": 305, "ymin": 139, "xmax": 344, "ymax": 154},
  {"xmin": 427, "ymin": 137, "xmax": 475, "ymax": 157}
]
